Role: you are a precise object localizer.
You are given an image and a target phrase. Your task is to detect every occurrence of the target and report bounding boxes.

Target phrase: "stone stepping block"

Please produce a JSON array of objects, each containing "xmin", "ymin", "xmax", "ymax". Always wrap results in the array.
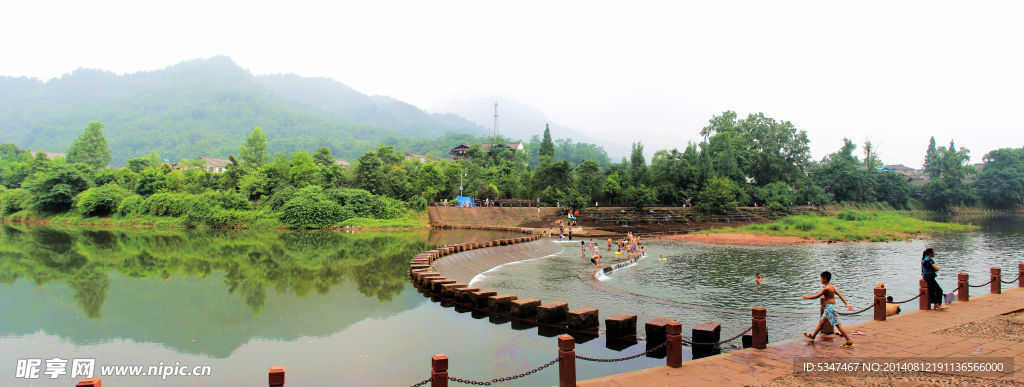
[
  {"xmin": 645, "ymin": 317, "xmax": 673, "ymax": 344},
  {"xmin": 430, "ymin": 279, "xmax": 456, "ymax": 294},
  {"xmin": 488, "ymin": 294, "xmax": 518, "ymax": 314},
  {"xmin": 472, "ymin": 289, "xmax": 498, "ymax": 309},
  {"xmin": 418, "ymin": 273, "xmax": 442, "ymax": 287},
  {"xmin": 692, "ymin": 322, "xmax": 721, "ymax": 355},
  {"xmin": 606, "ymin": 313, "xmax": 637, "ymax": 338},
  {"xmin": 567, "ymin": 308, "xmax": 599, "ymax": 331},
  {"xmin": 538, "ymin": 302, "xmax": 569, "ymax": 324},
  {"xmin": 510, "ymin": 298, "xmax": 541, "ymax": 319},
  {"xmin": 441, "ymin": 283, "xmax": 467, "ymax": 298},
  {"xmin": 455, "ymin": 287, "xmax": 480, "ymax": 303}
]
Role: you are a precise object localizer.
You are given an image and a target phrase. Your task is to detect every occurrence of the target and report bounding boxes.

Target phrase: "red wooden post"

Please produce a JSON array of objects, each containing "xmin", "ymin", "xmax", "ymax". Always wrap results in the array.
[
  {"xmin": 751, "ymin": 307, "xmax": 767, "ymax": 349},
  {"xmin": 991, "ymin": 267, "xmax": 1001, "ymax": 295},
  {"xmin": 1019, "ymin": 263, "xmax": 1024, "ymax": 288},
  {"xmin": 431, "ymin": 354, "xmax": 448, "ymax": 387},
  {"xmin": 958, "ymin": 273, "xmax": 969, "ymax": 302},
  {"xmin": 558, "ymin": 335, "xmax": 576, "ymax": 387},
  {"xmin": 873, "ymin": 286, "xmax": 886, "ymax": 321},
  {"xmin": 269, "ymin": 367, "xmax": 285, "ymax": 387},
  {"xmin": 666, "ymin": 320, "xmax": 682, "ymax": 368},
  {"xmin": 76, "ymin": 378, "xmax": 102, "ymax": 387},
  {"xmin": 919, "ymin": 279, "xmax": 930, "ymax": 310}
]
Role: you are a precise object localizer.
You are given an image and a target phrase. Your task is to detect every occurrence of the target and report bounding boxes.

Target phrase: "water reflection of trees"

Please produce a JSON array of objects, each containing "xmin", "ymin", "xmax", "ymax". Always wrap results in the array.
[{"xmin": 0, "ymin": 225, "xmax": 428, "ymax": 318}]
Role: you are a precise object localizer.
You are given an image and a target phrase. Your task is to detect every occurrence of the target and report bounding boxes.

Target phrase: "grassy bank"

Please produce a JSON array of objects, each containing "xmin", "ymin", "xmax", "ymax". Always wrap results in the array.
[
  {"xmin": 700, "ymin": 210, "xmax": 975, "ymax": 242},
  {"xmin": 2, "ymin": 209, "xmax": 430, "ymax": 230}
]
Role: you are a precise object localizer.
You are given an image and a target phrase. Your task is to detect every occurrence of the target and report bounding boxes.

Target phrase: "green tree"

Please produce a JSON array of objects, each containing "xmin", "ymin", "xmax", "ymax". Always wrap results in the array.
[
  {"xmin": 238, "ymin": 126, "xmax": 270, "ymax": 169},
  {"xmin": 696, "ymin": 176, "xmax": 739, "ymax": 214},
  {"xmin": 66, "ymin": 120, "xmax": 111, "ymax": 168},
  {"xmin": 573, "ymin": 160, "xmax": 603, "ymax": 203},
  {"xmin": 863, "ymin": 139, "xmax": 881, "ymax": 171},
  {"xmin": 24, "ymin": 162, "xmax": 93, "ymax": 212},
  {"xmin": 624, "ymin": 185, "xmax": 656, "ymax": 209},
  {"xmin": 289, "ymin": 152, "xmax": 318, "ymax": 187},
  {"xmin": 74, "ymin": 184, "xmax": 132, "ymax": 217},
  {"xmin": 812, "ymin": 139, "xmax": 875, "ymax": 202},
  {"xmin": 627, "ymin": 142, "xmax": 650, "ymax": 186},
  {"xmin": 921, "ymin": 139, "xmax": 976, "ymax": 209},
  {"xmin": 974, "ymin": 148, "xmax": 1024, "ymax": 209},
  {"xmin": 924, "ymin": 136, "xmax": 939, "ymax": 179},
  {"xmin": 873, "ymin": 172, "xmax": 911, "ymax": 209},
  {"xmin": 313, "ymin": 146, "xmax": 335, "ymax": 166},
  {"xmin": 539, "ymin": 124, "xmax": 555, "ymax": 158},
  {"xmin": 602, "ymin": 172, "xmax": 623, "ymax": 204}
]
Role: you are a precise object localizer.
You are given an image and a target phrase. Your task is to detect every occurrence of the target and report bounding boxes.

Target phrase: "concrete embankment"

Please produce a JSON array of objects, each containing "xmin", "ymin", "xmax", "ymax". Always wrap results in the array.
[{"xmin": 430, "ymin": 239, "xmax": 563, "ymax": 284}]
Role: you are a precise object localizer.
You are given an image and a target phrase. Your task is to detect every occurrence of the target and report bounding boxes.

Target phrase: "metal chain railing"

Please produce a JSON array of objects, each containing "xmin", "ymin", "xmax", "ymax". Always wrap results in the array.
[
  {"xmin": 968, "ymin": 278, "xmax": 995, "ymax": 288},
  {"xmin": 890, "ymin": 291, "xmax": 924, "ymax": 304},
  {"xmin": 837, "ymin": 299, "xmax": 878, "ymax": 316},
  {"xmin": 1002, "ymin": 272, "xmax": 1023, "ymax": 284},
  {"xmin": 410, "ymin": 377, "xmax": 432, "ymax": 387},
  {"xmin": 575, "ymin": 341, "xmax": 667, "ymax": 362},
  {"xmin": 680, "ymin": 326, "xmax": 753, "ymax": 346},
  {"xmin": 444, "ymin": 357, "xmax": 560, "ymax": 386}
]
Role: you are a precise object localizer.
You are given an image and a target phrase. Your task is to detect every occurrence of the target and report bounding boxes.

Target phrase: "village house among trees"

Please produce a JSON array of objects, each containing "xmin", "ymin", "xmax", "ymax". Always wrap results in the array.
[{"xmin": 449, "ymin": 141, "xmax": 524, "ymax": 160}]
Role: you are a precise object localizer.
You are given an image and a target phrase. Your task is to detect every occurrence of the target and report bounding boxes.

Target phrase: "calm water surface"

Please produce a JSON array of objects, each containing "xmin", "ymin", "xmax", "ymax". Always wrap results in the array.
[{"xmin": 0, "ymin": 226, "xmax": 657, "ymax": 386}]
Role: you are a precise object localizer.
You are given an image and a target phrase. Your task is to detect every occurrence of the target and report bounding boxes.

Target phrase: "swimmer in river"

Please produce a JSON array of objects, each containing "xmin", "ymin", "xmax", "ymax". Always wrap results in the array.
[
  {"xmin": 755, "ymin": 273, "xmax": 762, "ymax": 284},
  {"xmin": 639, "ymin": 245, "xmax": 645, "ymax": 257},
  {"xmin": 607, "ymin": 238, "xmax": 612, "ymax": 251},
  {"xmin": 591, "ymin": 252, "xmax": 601, "ymax": 274},
  {"xmin": 659, "ymin": 255, "xmax": 666, "ymax": 262}
]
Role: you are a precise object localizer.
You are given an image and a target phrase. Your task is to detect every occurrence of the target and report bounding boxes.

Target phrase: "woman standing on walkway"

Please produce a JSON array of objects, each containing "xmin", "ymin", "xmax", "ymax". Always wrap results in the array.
[{"xmin": 922, "ymin": 248, "xmax": 946, "ymax": 310}]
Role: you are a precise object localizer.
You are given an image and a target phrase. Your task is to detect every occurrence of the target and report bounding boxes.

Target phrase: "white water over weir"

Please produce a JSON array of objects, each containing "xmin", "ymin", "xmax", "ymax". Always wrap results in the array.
[
  {"xmin": 595, "ymin": 254, "xmax": 647, "ymax": 281},
  {"xmin": 431, "ymin": 239, "xmax": 563, "ymax": 284}
]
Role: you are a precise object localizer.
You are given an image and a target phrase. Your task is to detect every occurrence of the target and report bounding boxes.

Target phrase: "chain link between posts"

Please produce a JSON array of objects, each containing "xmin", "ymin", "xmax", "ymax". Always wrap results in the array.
[
  {"xmin": 410, "ymin": 377, "xmax": 432, "ymax": 387},
  {"xmin": 891, "ymin": 291, "xmax": 924, "ymax": 304},
  {"xmin": 679, "ymin": 326, "xmax": 753, "ymax": 346},
  {"xmin": 575, "ymin": 341, "xmax": 667, "ymax": 362},
  {"xmin": 837, "ymin": 299, "xmax": 878, "ymax": 316},
  {"xmin": 1002, "ymin": 272, "xmax": 1023, "ymax": 284},
  {"xmin": 968, "ymin": 278, "xmax": 995, "ymax": 288},
  {"xmin": 438, "ymin": 357, "xmax": 560, "ymax": 386}
]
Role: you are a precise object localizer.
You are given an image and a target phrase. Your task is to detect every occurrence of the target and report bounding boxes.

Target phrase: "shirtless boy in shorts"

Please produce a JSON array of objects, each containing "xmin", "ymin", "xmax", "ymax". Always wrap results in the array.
[{"xmin": 802, "ymin": 271, "xmax": 856, "ymax": 348}]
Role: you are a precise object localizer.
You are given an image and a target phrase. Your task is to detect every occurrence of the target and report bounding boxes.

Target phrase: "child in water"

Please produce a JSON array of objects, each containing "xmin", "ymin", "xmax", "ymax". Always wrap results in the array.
[
  {"xmin": 755, "ymin": 273, "xmax": 762, "ymax": 284},
  {"xmin": 802, "ymin": 271, "xmax": 856, "ymax": 348},
  {"xmin": 659, "ymin": 255, "xmax": 666, "ymax": 262}
]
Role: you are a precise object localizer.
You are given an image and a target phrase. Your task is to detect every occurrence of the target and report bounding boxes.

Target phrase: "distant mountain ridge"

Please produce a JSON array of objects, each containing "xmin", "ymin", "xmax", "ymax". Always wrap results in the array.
[{"xmin": 0, "ymin": 56, "xmax": 489, "ymax": 165}]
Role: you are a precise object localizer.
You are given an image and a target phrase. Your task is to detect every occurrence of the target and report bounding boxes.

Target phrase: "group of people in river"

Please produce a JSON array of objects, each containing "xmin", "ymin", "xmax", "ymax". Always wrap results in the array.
[{"xmin": 582, "ymin": 232, "xmax": 647, "ymax": 274}]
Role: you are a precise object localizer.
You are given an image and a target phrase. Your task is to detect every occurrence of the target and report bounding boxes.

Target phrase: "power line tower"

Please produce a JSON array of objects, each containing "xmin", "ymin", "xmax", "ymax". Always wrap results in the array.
[{"xmin": 492, "ymin": 101, "xmax": 499, "ymax": 140}]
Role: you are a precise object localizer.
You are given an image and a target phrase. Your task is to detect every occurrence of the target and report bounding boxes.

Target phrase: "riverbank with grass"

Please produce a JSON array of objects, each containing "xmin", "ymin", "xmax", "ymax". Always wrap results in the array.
[
  {"xmin": 1, "ymin": 208, "xmax": 430, "ymax": 231},
  {"xmin": 689, "ymin": 210, "xmax": 975, "ymax": 243}
]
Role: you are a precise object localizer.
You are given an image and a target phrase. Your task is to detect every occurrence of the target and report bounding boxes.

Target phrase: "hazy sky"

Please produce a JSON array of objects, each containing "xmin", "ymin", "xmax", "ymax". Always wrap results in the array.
[{"xmin": 2, "ymin": 1, "xmax": 1022, "ymax": 167}]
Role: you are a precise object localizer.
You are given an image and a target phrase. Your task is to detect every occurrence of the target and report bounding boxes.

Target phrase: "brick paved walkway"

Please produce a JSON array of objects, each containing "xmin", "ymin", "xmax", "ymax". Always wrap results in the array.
[{"xmin": 579, "ymin": 288, "xmax": 1024, "ymax": 386}]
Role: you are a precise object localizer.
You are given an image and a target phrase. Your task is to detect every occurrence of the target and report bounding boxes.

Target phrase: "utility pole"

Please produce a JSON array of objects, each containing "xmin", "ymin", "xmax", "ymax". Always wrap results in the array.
[{"xmin": 493, "ymin": 101, "xmax": 499, "ymax": 139}]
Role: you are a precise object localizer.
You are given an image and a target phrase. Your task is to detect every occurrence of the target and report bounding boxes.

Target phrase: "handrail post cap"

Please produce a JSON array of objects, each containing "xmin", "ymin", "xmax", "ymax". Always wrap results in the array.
[
  {"xmin": 557, "ymin": 334, "xmax": 575, "ymax": 350},
  {"xmin": 751, "ymin": 307, "xmax": 767, "ymax": 319},
  {"xmin": 666, "ymin": 320, "xmax": 682, "ymax": 335},
  {"xmin": 431, "ymin": 354, "xmax": 448, "ymax": 370}
]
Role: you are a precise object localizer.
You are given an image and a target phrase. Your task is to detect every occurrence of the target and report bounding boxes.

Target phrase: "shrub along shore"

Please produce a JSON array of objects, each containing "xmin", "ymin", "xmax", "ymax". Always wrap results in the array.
[{"xmin": 697, "ymin": 210, "xmax": 975, "ymax": 242}]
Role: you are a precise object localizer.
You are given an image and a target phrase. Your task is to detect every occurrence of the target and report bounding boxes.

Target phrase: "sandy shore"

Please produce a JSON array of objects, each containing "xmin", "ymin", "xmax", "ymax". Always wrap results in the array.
[{"xmin": 659, "ymin": 233, "xmax": 820, "ymax": 245}]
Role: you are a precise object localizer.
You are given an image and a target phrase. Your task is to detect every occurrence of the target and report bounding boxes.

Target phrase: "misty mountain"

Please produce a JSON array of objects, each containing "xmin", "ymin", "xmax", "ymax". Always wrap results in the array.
[
  {"xmin": 0, "ymin": 56, "xmax": 489, "ymax": 164},
  {"xmin": 433, "ymin": 97, "xmax": 628, "ymax": 159}
]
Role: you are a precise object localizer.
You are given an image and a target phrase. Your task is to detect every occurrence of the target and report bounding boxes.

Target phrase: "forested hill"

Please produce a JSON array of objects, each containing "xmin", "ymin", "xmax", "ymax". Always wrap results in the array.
[{"xmin": 0, "ymin": 56, "xmax": 489, "ymax": 165}]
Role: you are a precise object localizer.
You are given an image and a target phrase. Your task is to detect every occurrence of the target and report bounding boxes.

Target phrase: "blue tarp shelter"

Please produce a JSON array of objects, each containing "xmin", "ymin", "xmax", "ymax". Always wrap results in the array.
[{"xmin": 455, "ymin": 196, "xmax": 475, "ymax": 207}]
